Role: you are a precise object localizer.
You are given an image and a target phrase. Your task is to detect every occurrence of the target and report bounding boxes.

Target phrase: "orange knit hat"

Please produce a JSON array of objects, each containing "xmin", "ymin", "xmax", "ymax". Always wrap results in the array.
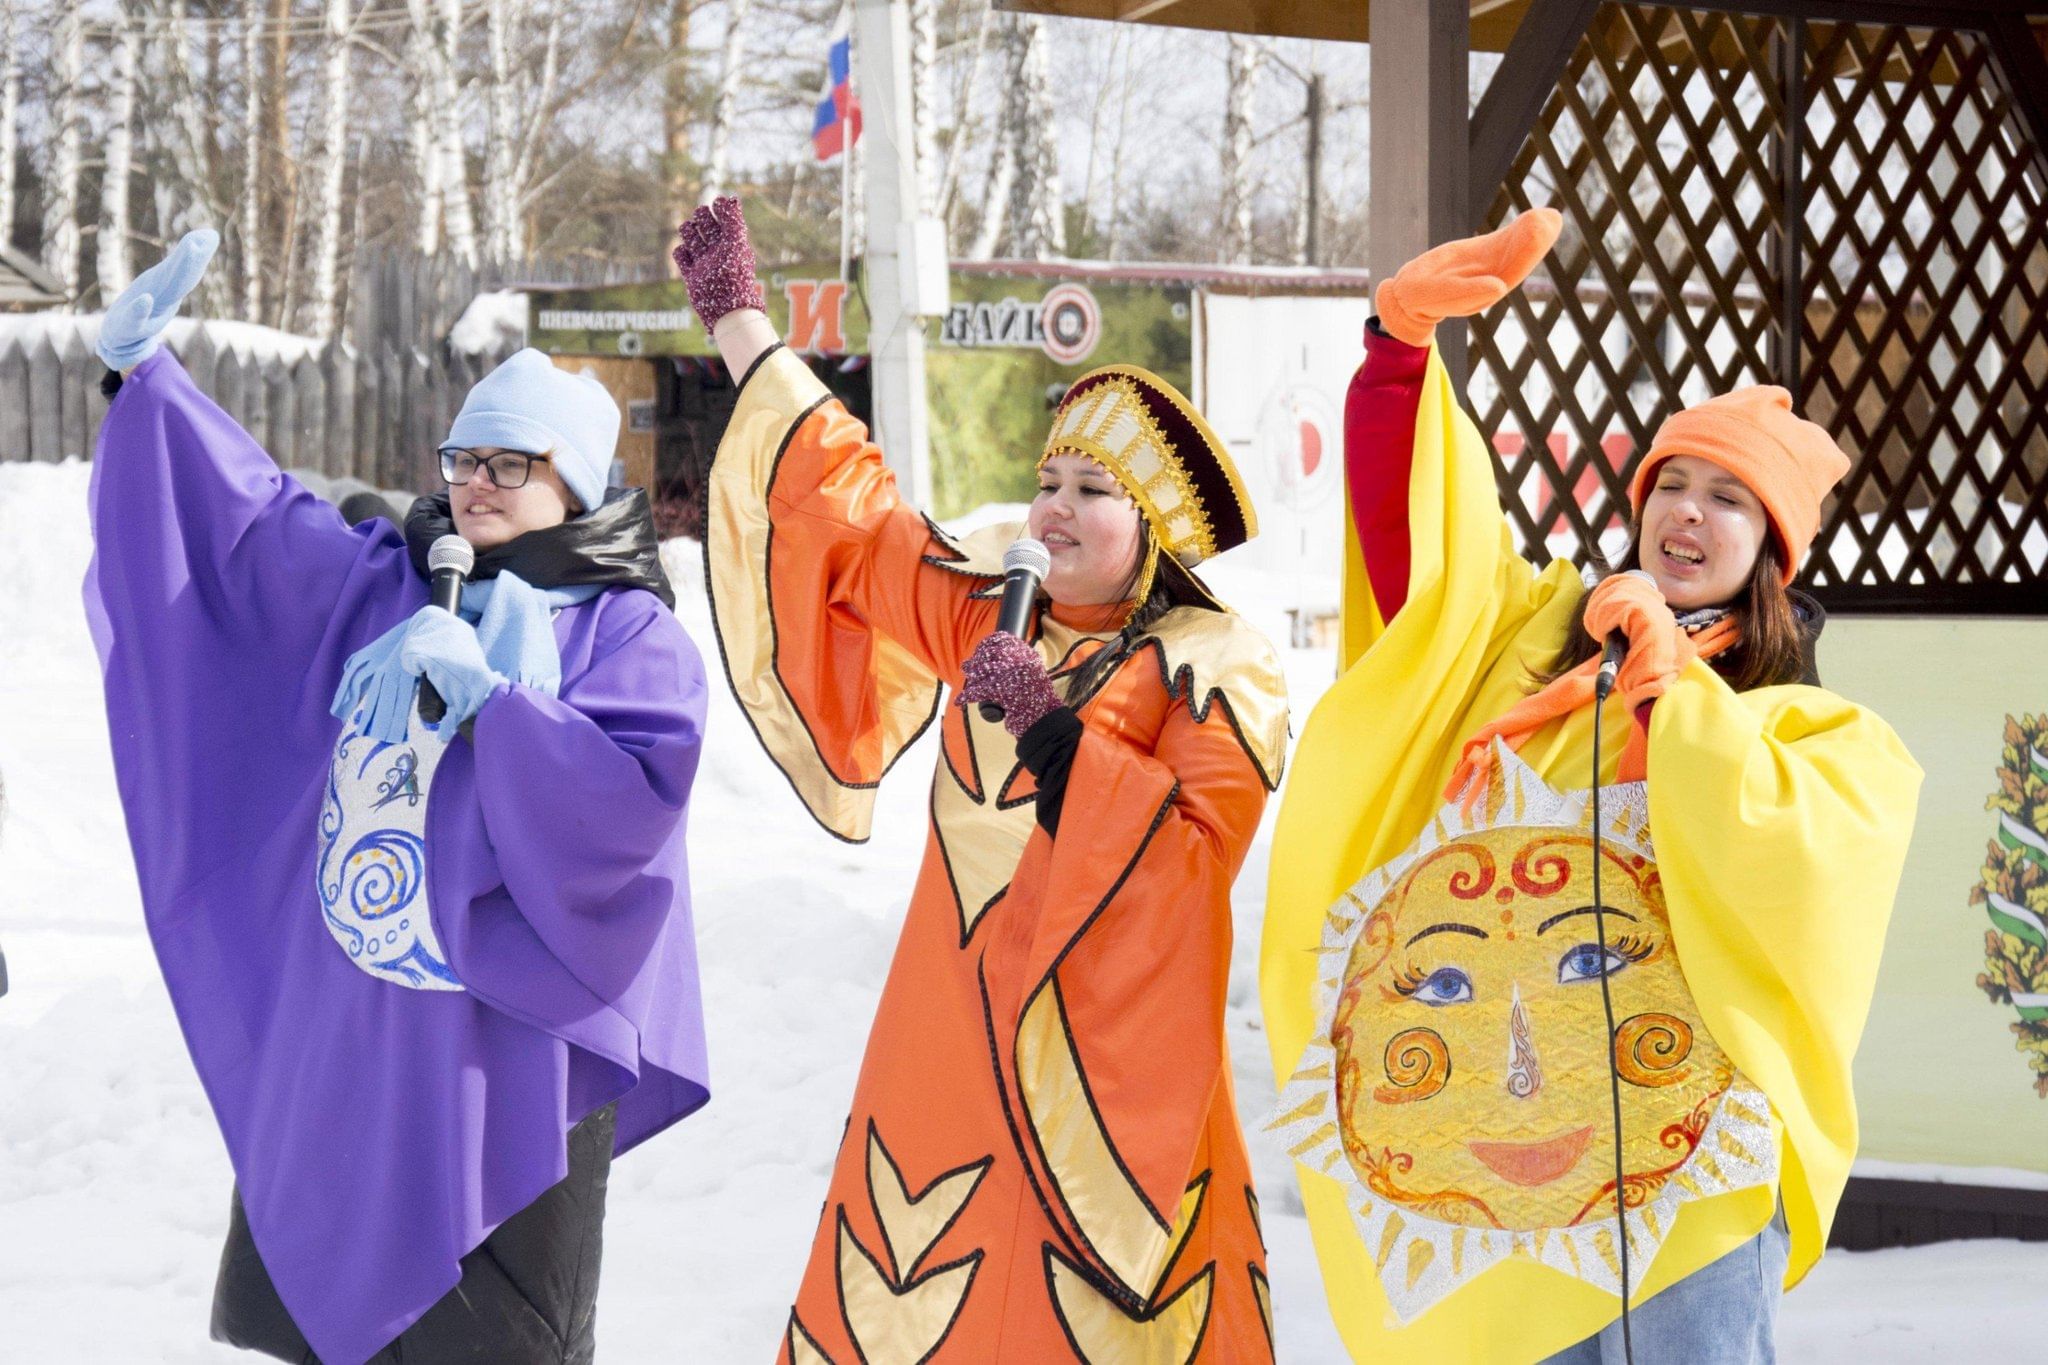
[{"xmin": 1627, "ymin": 385, "xmax": 1851, "ymax": 582}]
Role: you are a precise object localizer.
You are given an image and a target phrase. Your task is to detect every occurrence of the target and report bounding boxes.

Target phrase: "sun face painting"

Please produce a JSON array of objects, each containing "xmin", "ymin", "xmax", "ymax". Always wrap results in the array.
[{"xmin": 1271, "ymin": 741, "xmax": 1777, "ymax": 1320}]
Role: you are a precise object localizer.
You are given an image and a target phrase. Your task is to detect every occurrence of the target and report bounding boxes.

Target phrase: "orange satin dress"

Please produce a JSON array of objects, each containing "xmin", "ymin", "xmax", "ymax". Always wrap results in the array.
[{"xmin": 705, "ymin": 346, "xmax": 1288, "ymax": 1363}]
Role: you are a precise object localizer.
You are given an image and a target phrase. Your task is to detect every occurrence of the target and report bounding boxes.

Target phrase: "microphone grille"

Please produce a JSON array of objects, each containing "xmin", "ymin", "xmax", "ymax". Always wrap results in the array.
[
  {"xmin": 428, "ymin": 534, "xmax": 476, "ymax": 575},
  {"xmin": 1004, "ymin": 537, "xmax": 1051, "ymax": 579}
]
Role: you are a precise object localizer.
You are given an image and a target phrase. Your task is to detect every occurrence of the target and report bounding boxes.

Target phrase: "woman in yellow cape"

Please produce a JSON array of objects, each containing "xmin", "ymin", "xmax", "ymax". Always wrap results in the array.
[{"xmin": 1261, "ymin": 209, "xmax": 1922, "ymax": 1362}]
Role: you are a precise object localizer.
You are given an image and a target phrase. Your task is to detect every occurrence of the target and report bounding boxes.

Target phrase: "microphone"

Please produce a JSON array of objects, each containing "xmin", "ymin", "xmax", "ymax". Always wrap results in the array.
[
  {"xmin": 1595, "ymin": 569, "xmax": 1658, "ymax": 700},
  {"xmin": 418, "ymin": 534, "xmax": 475, "ymax": 726},
  {"xmin": 979, "ymin": 537, "xmax": 1052, "ymax": 722}
]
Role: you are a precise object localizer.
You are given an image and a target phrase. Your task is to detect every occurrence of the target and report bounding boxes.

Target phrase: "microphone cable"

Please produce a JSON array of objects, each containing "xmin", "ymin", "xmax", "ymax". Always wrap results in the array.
[{"xmin": 1591, "ymin": 666, "xmax": 1636, "ymax": 1364}]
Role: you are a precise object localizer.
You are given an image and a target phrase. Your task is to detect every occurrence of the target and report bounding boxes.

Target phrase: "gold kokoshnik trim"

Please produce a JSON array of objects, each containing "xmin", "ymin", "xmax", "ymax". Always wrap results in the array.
[{"xmin": 1039, "ymin": 365, "xmax": 1257, "ymax": 568}]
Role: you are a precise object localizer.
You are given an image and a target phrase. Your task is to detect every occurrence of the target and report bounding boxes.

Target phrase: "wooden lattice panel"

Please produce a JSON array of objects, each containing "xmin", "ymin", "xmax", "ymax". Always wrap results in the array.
[{"xmin": 1469, "ymin": 4, "xmax": 2048, "ymax": 611}]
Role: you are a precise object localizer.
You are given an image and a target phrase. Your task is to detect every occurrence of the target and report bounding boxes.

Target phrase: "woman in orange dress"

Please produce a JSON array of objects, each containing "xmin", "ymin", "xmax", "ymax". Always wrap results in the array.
[{"xmin": 674, "ymin": 197, "xmax": 1287, "ymax": 1362}]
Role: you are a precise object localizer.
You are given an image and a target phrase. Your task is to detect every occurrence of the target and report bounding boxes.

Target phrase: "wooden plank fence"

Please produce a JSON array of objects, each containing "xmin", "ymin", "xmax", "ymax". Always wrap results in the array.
[{"xmin": 0, "ymin": 326, "xmax": 513, "ymax": 493}]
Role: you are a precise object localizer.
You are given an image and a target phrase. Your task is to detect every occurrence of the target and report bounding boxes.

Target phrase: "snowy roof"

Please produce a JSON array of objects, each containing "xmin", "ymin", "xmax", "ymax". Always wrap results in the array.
[
  {"xmin": 0, "ymin": 245, "xmax": 65, "ymax": 310},
  {"xmin": 0, "ymin": 313, "xmax": 323, "ymax": 363}
]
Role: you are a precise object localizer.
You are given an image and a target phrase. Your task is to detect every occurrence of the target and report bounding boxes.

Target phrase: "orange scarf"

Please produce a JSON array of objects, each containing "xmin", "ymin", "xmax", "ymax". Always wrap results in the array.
[{"xmin": 1445, "ymin": 615, "xmax": 1740, "ymax": 808}]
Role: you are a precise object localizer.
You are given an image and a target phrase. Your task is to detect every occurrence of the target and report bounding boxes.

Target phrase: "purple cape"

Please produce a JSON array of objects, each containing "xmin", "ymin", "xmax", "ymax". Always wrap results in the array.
[{"xmin": 84, "ymin": 351, "xmax": 710, "ymax": 1364}]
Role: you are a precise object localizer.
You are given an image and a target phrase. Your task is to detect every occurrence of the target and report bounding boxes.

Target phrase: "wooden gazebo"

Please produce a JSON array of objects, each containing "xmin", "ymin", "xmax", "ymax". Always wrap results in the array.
[{"xmin": 1004, "ymin": 0, "xmax": 2048, "ymax": 613}]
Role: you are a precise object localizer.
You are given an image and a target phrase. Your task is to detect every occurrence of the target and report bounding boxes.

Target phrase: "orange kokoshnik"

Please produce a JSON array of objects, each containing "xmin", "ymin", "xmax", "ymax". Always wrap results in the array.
[{"xmin": 704, "ymin": 345, "xmax": 1288, "ymax": 1362}]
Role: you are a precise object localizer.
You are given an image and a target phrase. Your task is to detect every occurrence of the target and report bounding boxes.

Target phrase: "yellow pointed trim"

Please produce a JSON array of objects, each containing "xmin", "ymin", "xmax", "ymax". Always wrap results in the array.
[
  {"xmin": 1131, "ymin": 606, "xmax": 1290, "ymax": 790},
  {"xmin": 705, "ymin": 347, "xmax": 941, "ymax": 842},
  {"xmin": 1045, "ymin": 1242, "xmax": 1216, "ymax": 1365},
  {"xmin": 1016, "ymin": 980, "xmax": 1176, "ymax": 1299},
  {"xmin": 865, "ymin": 1122, "xmax": 992, "ymax": 1283},
  {"xmin": 834, "ymin": 1210, "xmax": 981, "ymax": 1365},
  {"xmin": 786, "ymin": 1312, "xmax": 836, "ymax": 1365},
  {"xmin": 1251, "ymin": 1264, "xmax": 1274, "ymax": 1353}
]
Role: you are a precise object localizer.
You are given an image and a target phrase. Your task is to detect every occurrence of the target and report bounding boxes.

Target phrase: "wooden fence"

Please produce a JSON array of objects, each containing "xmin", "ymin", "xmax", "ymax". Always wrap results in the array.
[{"xmin": 0, "ymin": 326, "xmax": 512, "ymax": 492}]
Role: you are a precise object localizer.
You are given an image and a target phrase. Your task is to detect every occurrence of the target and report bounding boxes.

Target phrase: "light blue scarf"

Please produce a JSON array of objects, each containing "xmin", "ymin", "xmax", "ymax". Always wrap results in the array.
[{"xmin": 330, "ymin": 571, "xmax": 603, "ymax": 744}]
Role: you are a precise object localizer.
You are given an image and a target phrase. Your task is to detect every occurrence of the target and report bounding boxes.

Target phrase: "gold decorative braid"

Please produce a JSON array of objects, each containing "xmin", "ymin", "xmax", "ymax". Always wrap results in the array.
[
  {"xmin": 1017, "ymin": 980, "xmax": 1177, "ymax": 1299},
  {"xmin": 785, "ymin": 1314, "xmax": 836, "ymax": 1365},
  {"xmin": 865, "ymin": 1123, "xmax": 992, "ymax": 1282},
  {"xmin": 834, "ymin": 1210, "xmax": 981, "ymax": 1365},
  {"xmin": 1137, "ymin": 605, "xmax": 1291, "ymax": 790},
  {"xmin": 704, "ymin": 346, "xmax": 941, "ymax": 842},
  {"xmin": 1041, "ymin": 372, "xmax": 1218, "ymax": 566}
]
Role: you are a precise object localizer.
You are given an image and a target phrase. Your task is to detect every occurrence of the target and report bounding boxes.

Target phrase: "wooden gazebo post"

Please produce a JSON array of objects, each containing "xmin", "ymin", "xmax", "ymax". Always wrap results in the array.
[{"xmin": 1369, "ymin": 2, "xmax": 1470, "ymax": 377}]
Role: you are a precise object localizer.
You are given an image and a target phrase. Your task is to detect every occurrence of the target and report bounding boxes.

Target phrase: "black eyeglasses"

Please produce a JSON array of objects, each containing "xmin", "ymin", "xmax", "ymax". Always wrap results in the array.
[{"xmin": 439, "ymin": 448, "xmax": 553, "ymax": 490}]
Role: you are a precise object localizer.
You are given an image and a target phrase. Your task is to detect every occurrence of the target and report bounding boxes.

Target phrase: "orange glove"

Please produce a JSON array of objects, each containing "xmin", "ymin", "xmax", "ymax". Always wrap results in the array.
[
  {"xmin": 1583, "ymin": 571, "xmax": 1693, "ymax": 709},
  {"xmin": 1375, "ymin": 207, "xmax": 1564, "ymax": 347}
]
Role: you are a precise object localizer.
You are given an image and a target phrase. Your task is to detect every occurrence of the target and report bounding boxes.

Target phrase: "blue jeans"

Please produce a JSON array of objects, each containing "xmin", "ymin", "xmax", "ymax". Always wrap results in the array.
[{"xmin": 1541, "ymin": 1215, "xmax": 1791, "ymax": 1364}]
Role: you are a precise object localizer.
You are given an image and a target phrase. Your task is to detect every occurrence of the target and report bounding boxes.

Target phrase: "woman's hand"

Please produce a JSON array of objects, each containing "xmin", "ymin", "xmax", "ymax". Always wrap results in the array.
[
  {"xmin": 674, "ymin": 196, "xmax": 776, "ymax": 378},
  {"xmin": 1375, "ymin": 207, "xmax": 1562, "ymax": 348},
  {"xmin": 958, "ymin": 633, "xmax": 1064, "ymax": 740},
  {"xmin": 397, "ymin": 606, "xmax": 508, "ymax": 739},
  {"xmin": 1583, "ymin": 570, "xmax": 1694, "ymax": 708},
  {"xmin": 97, "ymin": 227, "xmax": 219, "ymax": 372},
  {"xmin": 673, "ymin": 196, "xmax": 767, "ymax": 331}
]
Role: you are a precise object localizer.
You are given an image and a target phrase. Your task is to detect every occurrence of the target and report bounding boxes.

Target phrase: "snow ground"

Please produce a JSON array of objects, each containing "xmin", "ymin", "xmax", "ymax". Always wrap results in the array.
[{"xmin": 1, "ymin": 458, "xmax": 2042, "ymax": 1362}]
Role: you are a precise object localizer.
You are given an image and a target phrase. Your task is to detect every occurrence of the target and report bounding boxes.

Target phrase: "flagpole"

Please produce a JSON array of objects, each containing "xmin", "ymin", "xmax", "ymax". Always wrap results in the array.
[{"xmin": 838, "ymin": 3, "xmax": 853, "ymax": 287}]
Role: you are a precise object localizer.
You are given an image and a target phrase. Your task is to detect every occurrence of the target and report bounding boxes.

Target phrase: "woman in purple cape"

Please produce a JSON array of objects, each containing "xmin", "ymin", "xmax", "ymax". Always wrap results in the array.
[{"xmin": 83, "ymin": 231, "xmax": 711, "ymax": 1364}]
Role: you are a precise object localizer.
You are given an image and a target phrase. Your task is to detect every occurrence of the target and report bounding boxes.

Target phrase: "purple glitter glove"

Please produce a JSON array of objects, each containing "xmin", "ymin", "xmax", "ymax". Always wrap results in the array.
[
  {"xmin": 673, "ymin": 195, "xmax": 767, "ymax": 331},
  {"xmin": 959, "ymin": 633, "xmax": 1065, "ymax": 739}
]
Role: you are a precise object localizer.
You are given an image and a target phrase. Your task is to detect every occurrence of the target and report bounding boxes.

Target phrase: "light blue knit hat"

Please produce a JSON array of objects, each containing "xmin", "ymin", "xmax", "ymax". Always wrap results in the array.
[{"xmin": 443, "ymin": 348, "xmax": 620, "ymax": 514}]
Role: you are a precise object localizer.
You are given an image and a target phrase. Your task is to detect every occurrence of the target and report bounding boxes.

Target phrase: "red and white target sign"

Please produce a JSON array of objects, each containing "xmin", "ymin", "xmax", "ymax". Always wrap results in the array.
[
  {"xmin": 1257, "ymin": 383, "xmax": 1339, "ymax": 511},
  {"xmin": 1037, "ymin": 284, "xmax": 1102, "ymax": 365}
]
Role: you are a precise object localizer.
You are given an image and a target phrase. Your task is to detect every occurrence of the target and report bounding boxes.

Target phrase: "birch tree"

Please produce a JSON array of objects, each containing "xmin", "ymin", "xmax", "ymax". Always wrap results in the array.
[
  {"xmin": 99, "ymin": 5, "xmax": 142, "ymax": 296},
  {"xmin": 406, "ymin": 0, "xmax": 475, "ymax": 266},
  {"xmin": 937, "ymin": 0, "xmax": 992, "ymax": 226},
  {"xmin": 408, "ymin": 0, "xmax": 444, "ymax": 255},
  {"xmin": 485, "ymin": 0, "xmax": 524, "ymax": 261},
  {"xmin": 908, "ymin": 0, "xmax": 936, "ymax": 217},
  {"xmin": 43, "ymin": 6, "xmax": 84, "ymax": 296},
  {"xmin": 0, "ymin": 1, "xmax": 18, "ymax": 249},
  {"xmin": 1002, "ymin": 15, "xmax": 1062, "ymax": 259},
  {"xmin": 240, "ymin": 0, "xmax": 264, "ymax": 318},
  {"xmin": 309, "ymin": 0, "xmax": 355, "ymax": 337},
  {"xmin": 483, "ymin": 0, "xmax": 562, "ymax": 262},
  {"xmin": 433, "ymin": 0, "xmax": 477, "ymax": 267},
  {"xmin": 661, "ymin": 0, "xmax": 692, "ymax": 213},
  {"xmin": 141, "ymin": 0, "xmax": 221, "ymax": 238},
  {"xmin": 1220, "ymin": 36, "xmax": 1263, "ymax": 263},
  {"xmin": 970, "ymin": 133, "xmax": 1012, "ymax": 260},
  {"xmin": 701, "ymin": 0, "xmax": 752, "ymax": 205}
]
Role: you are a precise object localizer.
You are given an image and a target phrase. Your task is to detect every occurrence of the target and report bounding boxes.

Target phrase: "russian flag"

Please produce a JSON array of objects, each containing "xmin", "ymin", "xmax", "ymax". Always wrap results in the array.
[{"xmin": 812, "ymin": 31, "xmax": 861, "ymax": 161}]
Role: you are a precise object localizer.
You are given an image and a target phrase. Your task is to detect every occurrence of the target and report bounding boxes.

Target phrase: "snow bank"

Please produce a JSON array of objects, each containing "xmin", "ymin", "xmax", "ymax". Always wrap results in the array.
[
  {"xmin": 1, "ymin": 460, "xmax": 2042, "ymax": 1360},
  {"xmin": 449, "ymin": 291, "xmax": 529, "ymax": 355}
]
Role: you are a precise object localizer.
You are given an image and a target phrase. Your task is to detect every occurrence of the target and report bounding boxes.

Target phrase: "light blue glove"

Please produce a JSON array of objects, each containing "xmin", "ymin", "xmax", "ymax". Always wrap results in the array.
[
  {"xmin": 396, "ymin": 606, "xmax": 509, "ymax": 739},
  {"xmin": 96, "ymin": 227, "xmax": 219, "ymax": 372}
]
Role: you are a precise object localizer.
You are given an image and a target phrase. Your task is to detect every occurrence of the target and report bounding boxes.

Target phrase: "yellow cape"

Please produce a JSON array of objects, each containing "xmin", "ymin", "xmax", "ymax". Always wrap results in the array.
[{"xmin": 1261, "ymin": 347, "xmax": 1922, "ymax": 1361}]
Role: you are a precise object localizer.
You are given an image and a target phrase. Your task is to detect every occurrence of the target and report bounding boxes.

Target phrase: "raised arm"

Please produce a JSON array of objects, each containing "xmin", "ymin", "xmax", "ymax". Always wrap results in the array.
[
  {"xmin": 673, "ymin": 195, "xmax": 779, "ymax": 379},
  {"xmin": 89, "ymin": 233, "xmax": 422, "ymax": 803},
  {"xmin": 676, "ymin": 198, "xmax": 995, "ymax": 840},
  {"xmin": 1348, "ymin": 208, "xmax": 1564, "ymax": 629}
]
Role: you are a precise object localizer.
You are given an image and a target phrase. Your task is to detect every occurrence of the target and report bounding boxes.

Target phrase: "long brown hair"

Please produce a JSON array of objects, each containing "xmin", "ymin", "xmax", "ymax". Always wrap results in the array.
[
  {"xmin": 1540, "ymin": 532, "xmax": 1807, "ymax": 693},
  {"xmin": 1063, "ymin": 519, "xmax": 1219, "ymax": 701}
]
